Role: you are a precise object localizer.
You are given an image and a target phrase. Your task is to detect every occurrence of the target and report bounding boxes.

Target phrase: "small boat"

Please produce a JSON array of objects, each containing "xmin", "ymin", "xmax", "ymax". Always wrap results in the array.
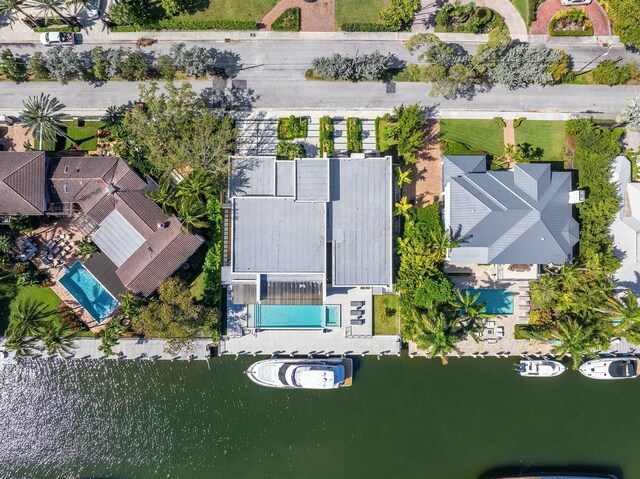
[
  {"xmin": 516, "ymin": 360, "xmax": 565, "ymax": 377},
  {"xmin": 579, "ymin": 357, "xmax": 639, "ymax": 380},
  {"xmin": 493, "ymin": 474, "xmax": 617, "ymax": 479},
  {"xmin": 246, "ymin": 358, "xmax": 352, "ymax": 389}
]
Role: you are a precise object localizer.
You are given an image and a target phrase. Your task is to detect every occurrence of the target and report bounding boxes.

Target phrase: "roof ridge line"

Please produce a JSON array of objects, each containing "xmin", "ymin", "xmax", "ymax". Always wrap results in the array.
[{"xmin": 3, "ymin": 151, "xmax": 45, "ymax": 211}]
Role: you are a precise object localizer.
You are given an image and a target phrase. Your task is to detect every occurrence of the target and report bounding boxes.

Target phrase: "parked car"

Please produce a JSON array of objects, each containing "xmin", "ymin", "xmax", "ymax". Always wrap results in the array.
[
  {"xmin": 560, "ymin": 0, "xmax": 592, "ymax": 5},
  {"xmin": 86, "ymin": 0, "xmax": 101, "ymax": 20},
  {"xmin": 39, "ymin": 32, "xmax": 77, "ymax": 46}
]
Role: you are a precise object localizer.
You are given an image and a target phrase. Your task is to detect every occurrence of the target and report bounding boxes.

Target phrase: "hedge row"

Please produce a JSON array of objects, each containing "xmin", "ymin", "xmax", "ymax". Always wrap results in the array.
[
  {"xmin": 339, "ymin": 22, "xmax": 397, "ymax": 32},
  {"xmin": 111, "ymin": 19, "xmax": 257, "ymax": 32},
  {"xmin": 319, "ymin": 116, "xmax": 334, "ymax": 158},
  {"xmin": 33, "ymin": 26, "xmax": 81, "ymax": 32},
  {"xmin": 346, "ymin": 117, "xmax": 362, "ymax": 153},
  {"xmin": 549, "ymin": 27, "xmax": 594, "ymax": 36},
  {"xmin": 271, "ymin": 7, "xmax": 300, "ymax": 32}
]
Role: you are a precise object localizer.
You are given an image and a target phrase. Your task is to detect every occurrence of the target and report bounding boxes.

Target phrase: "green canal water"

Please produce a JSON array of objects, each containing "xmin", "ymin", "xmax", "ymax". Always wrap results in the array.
[{"xmin": 0, "ymin": 355, "xmax": 633, "ymax": 479}]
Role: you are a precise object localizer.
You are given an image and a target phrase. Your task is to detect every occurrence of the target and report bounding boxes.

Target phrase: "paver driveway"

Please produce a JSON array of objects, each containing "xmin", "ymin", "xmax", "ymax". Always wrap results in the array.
[{"xmin": 530, "ymin": 0, "xmax": 610, "ymax": 36}]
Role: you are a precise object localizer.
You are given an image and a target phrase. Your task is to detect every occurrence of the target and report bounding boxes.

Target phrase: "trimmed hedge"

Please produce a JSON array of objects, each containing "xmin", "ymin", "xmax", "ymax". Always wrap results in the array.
[
  {"xmin": 319, "ymin": 116, "xmax": 334, "ymax": 158},
  {"xmin": 278, "ymin": 115, "xmax": 308, "ymax": 140},
  {"xmin": 374, "ymin": 117, "xmax": 381, "ymax": 151},
  {"xmin": 346, "ymin": 117, "xmax": 362, "ymax": 153},
  {"xmin": 271, "ymin": 7, "xmax": 300, "ymax": 32},
  {"xmin": 33, "ymin": 26, "xmax": 81, "ymax": 32},
  {"xmin": 340, "ymin": 22, "xmax": 396, "ymax": 32},
  {"xmin": 549, "ymin": 27, "xmax": 593, "ymax": 36},
  {"xmin": 111, "ymin": 19, "xmax": 258, "ymax": 32}
]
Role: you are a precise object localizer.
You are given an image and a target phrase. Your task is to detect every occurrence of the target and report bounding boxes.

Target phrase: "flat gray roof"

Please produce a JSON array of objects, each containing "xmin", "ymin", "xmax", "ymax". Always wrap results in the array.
[
  {"xmin": 232, "ymin": 197, "xmax": 325, "ymax": 273},
  {"xmin": 276, "ymin": 160, "xmax": 295, "ymax": 197},
  {"xmin": 329, "ymin": 157, "xmax": 392, "ymax": 286},
  {"xmin": 229, "ymin": 157, "xmax": 275, "ymax": 197},
  {"xmin": 92, "ymin": 210, "xmax": 146, "ymax": 267},
  {"xmin": 296, "ymin": 159, "xmax": 328, "ymax": 202}
]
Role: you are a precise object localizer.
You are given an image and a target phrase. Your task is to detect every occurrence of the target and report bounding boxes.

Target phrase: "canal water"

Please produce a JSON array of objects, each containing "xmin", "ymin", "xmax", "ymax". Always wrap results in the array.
[{"xmin": 0, "ymin": 355, "xmax": 633, "ymax": 479}]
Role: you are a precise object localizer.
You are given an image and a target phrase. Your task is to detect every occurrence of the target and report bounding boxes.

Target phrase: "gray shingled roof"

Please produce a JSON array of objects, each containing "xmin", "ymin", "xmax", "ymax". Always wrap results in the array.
[
  {"xmin": 0, "ymin": 152, "xmax": 46, "ymax": 215},
  {"xmin": 443, "ymin": 156, "xmax": 578, "ymax": 265}
]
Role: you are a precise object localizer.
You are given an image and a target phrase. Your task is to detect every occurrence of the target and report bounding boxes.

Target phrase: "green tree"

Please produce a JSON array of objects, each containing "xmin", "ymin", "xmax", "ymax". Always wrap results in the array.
[
  {"xmin": 119, "ymin": 291, "xmax": 143, "ymax": 318},
  {"xmin": 30, "ymin": 0, "xmax": 74, "ymax": 26},
  {"xmin": 175, "ymin": 194, "xmax": 209, "ymax": 231},
  {"xmin": 160, "ymin": 0, "xmax": 189, "ymax": 16},
  {"xmin": 0, "ymin": 48, "xmax": 27, "ymax": 82},
  {"xmin": 413, "ymin": 312, "xmax": 463, "ymax": 365},
  {"xmin": 0, "ymin": 234, "xmax": 11, "ymax": 255},
  {"xmin": 153, "ymin": 54, "xmax": 177, "ymax": 80},
  {"xmin": 0, "ymin": 0, "xmax": 36, "ymax": 24},
  {"xmin": 414, "ymin": 273, "xmax": 456, "ymax": 311},
  {"xmin": 3, "ymin": 332, "xmax": 40, "ymax": 357},
  {"xmin": 392, "ymin": 103, "xmax": 426, "ymax": 164},
  {"xmin": 175, "ymin": 169, "xmax": 217, "ymax": 202},
  {"xmin": 431, "ymin": 63, "xmax": 475, "ymax": 99},
  {"xmin": 394, "ymin": 196, "xmax": 412, "ymax": 219},
  {"xmin": 621, "ymin": 94, "xmax": 640, "ymax": 132},
  {"xmin": 39, "ymin": 319, "xmax": 77, "ymax": 357},
  {"xmin": 76, "ymin": 237, "xmax": 95, "ymax": 259},
  {"xmin": 43, "ymin": 46, "xmax": 85, "ymax": 84},
  {"xmin": 119, "ymin": 48, "xmax": 149, "ymax": 81},
  {"xmin": 591, "ymin": 60, "xmax": 631, "ymax": 86},
  {"xmin": 609, "ymin": 0, "xmax": 640, "ymax": 48},
  {"xmin": 101, "ymin": 104, "xmax": 126, "ymax": 127},
  {"xmin": 471, "ymin": 26, "xmax": 512, "ymax": 75},
  {"xmin": 28, "ymin": 52, "xmax": 50, "ymax": 80},
  {"xmin": 603, "ymin": 289, "xmax": 640, "ymax": 323},
  {"xmin": 489, "ymin": 44, "xmax": 564, "ymax": 89},
  {"xmin": 108, "ymin": 0, "xmax": 150, "ymax": 25},
  {"xmin": 380, "ymin": 0, "xmax": 420, "ymax": 31},
  {"xmin": 396, "ymin": 167, "xmax": 412, "ymax": 188},
  {"xmin": 21, "ymin": 93, "xmax": 66, "ymax": 150},
  {"xmin": 456, "ymin": 289, "xmax": 488, "ymax": 321},
  {"xmin": 90, "ymin": 46, "xmax": 109, "ymax": 81},
  {"xmin": 147, "ymin": 178, "xmax": 177, "ymax": 214},
  {"xmin": 9, "ymin": 298, "xmax": 54, "ymax": 337},
  {"xmin": 530, "ymin": 274, "xmax": 560, "ymax": 308},
  {"xmin": 99, "ymin": 316, "xmax": 125, "ymax": 357},
  {"xmin": 547, "ymin": 318, "xmax": 601, "ymax": 369}
]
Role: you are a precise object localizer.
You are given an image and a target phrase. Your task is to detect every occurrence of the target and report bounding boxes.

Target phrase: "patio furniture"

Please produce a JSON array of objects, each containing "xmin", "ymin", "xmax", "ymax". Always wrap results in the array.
[
  {"xmin": 40, "ymin": 249, "xmax": 48, "ymax": 257},
  {"xmin": 350, "ymin": 309, "xmax": 363, "ymax": 316},
  {"xmin": 485, "ymin": 328, "xmax": 494, "ymax": 336},
  {"xmin": 485, "ymin": 321, "xmax": 496, "ymax": 327},
  {"xmin": 497, "ymin": 327, "xmax": 505, "ymax": 338},
  {"xmin": 52, "ymin": 247, "xmax": 60, "ymax": 255},
  {"xmin": 47, "ymin": 254, "xmax": 54, "ymax": 260},
  {"xmin": 42, "ymin": 258, "xmax": 51, "ymax": 266},
  {"xmin": 54, "ymin": 252, "xmax": 62, "ymax": 260},
  {"xmin": 350, "ymin": 301, "xmax": 365, "ymax": 308},
  {"xmin": 46, "ymin": 240, "xmax": 56, "ymax": 250},
  {"xmin": 350, "ymin": 318, "xmax": 365, "ymax": 326},
  {"xmin": 485, "ymin": 338, "xmax": 498, "ymax": 344}
]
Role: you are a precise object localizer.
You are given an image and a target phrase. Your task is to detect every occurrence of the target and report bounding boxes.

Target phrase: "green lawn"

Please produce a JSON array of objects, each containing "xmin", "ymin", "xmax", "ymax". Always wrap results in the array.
[
  {"xmin": 63, "ymin": 121, "xmax": 105, "ymax": 151},
  {"xmin": 173, "ymin": 0, "xmax": 278, "ymax": 22},
  {"xmin": 510, "ymin": 0, "xmax": 529, "ymax": 26},
  {"xmin": 0, "ymin": 283, "xmax": 62, "ymax": 334},
  {"xmin": 514, "ymin": 120, "xmax": 567, "ymax": 162},
  {"xmin": 439, "ymin": 119, "xmax": 504, "ymax": 157},
  {"xmin": 373, "ymin": 294, "xmax": 400, "ymax": 335},
  {"xmin": 190, "ymin": 272, "xmax": 205, "ymax": 301},
  {"xmin": 335, "ymin": 0, "xmax": 388, "ymax": 25}
]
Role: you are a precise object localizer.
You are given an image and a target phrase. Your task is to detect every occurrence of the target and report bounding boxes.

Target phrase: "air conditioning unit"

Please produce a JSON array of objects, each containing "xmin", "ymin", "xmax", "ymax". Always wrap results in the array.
[
  {"xmin": 157, "ymin": 221, "xmax": 168, "ymax": 229},
  {"xmin": 569, "ymin": 190, "xmax": 585, "ymax": 204}
]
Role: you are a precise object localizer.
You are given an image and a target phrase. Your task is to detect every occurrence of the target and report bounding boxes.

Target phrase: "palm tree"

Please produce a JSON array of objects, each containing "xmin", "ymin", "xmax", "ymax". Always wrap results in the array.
[
  {"xmin": 9, "ymin": 298, "xmax": 54, "ymax": 337},
  {"xmin": 0, "ymin": 0, "xmax": 37, "ymax": 25},
  {"xmin": 176, "ymin": 195, "xmax": 209, "ymax": 231},
  {"xmin": 395, "ymin": 167, "xmax": 412, "ymax": 189},
  {"xmin": 602, "ymin": 289, "xmax": 640, "ymax": 324},
  {"xmin": 21, "ymin": 93, "xmax": 68, "ymax": 151},
  {"xmin": 39, "ymin": 319, "xmax": 77, "ymax": 357},
  {"xmin": 548, "ymin": 319, "xmax": 599, "ymax": 369},
  {"xmin": 100, "ymin": 105, "xmax": 126, "ymax": 128},
  {"xmin": 530, "ymin": 274, "xmax": 560, "ymax": 307},
  {"xmin": 456, "ymin": 289, "xmax": 487, "ymax": 320},
  {"xmin": 0, "ymin": 234, "xmax": 11, "ymax": 255},
  {"xmin": 413, "ymin": 312, "xmax": 463, "ymax": 365},
  {"xmin": 394, "ymin": 196, "xmax": 412, "ymax": 219},
  {"xmin": 147, "ymin": 178, "xmax": 176, "ymax": 215},
  {"xmin": 29, "ymin": 0, "xmax": 74, "ymax": 26},
  {"xmin": 175, "ymin": 169, "xmax": 216, "ymax": 202},
  {"xmin": 3, "ymin": 332, "xmax": 40, "ymax": 357}
]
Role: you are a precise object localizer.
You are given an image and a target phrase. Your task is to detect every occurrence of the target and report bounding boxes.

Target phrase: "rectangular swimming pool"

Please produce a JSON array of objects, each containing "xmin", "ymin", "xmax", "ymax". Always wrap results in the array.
[
  {"xmin": 253, "ymin": 304, "xmax": 341, "ymax": 329},
  {"xmin": 460, "ymin": 288, "xmax": 514, "ymax": 315},
  {"xmin": 59, "ymin": 262, "xmax": 119, "ymax": 322}
]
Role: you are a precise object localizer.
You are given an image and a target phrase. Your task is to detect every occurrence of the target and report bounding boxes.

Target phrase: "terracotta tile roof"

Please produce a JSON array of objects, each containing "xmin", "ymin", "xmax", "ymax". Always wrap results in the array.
[
  {"xmin": 116, "ymin": 217, "xmax": 204, "ymax": 297},
  {"xmin": 0, "ymin": 151, "xmax": 46, "ymax": 215}
]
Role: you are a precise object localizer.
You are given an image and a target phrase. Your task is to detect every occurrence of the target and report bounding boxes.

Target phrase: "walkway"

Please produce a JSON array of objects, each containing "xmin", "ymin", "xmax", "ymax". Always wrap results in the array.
[
  {"xmin": 413, "ymin": 0, "xmax": 528, "ymax": 36},
  {"xmin": 530, "ymin": 0, "xmax": 610, "ymax": 36},
  {"xmin": 406, "ymin": 120, "xmax": 441, "ymax": 207},
  {"xmin": 260, "ymin": 0, "xmax": 336, "ymax": 31}
]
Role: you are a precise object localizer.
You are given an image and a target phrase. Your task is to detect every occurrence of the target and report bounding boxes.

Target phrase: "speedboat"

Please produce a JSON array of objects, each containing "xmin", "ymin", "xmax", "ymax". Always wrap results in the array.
[
  {"xmin": 516, "ymin": 360, "xmax": 565, "ymax": 377},
  {"xmin": 493, "ymin": 474, "xmax": 617, "ymax": 479},
  {"xmin": 246, "ymin": 358, "xmax": 352, "ymax": 389},
  {"xmin": 579, "ymin": 357, "xmax": 639, "ymax": 380}
]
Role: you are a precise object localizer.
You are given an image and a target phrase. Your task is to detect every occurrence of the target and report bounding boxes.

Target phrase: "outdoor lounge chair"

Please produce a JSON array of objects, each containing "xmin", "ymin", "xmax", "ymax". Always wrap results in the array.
[
  {"xmin": 350, "ymin": 301, "xmax": 365, "ymax": 308},
  {"xmin": 42, "ymin": 258, "xmax": 50, "ymax": 266},
  {"xmin": 350, "ymin": 309, "xmax": 363, "ymax": 316},
  {"xmin": 350, "ymin": 318, "xmax": 365, "ymax": 326}
]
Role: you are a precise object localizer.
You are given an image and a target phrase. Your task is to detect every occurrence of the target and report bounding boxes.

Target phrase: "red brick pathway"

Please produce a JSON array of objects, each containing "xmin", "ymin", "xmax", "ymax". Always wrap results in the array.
[
  {"xmin": 530, "ymin": 0, "xmax": 610, "ymax": 36},
  {"xmin": 406, "ymin": 121, "xmax": 441, "ymax": 207},
  {"xmin": 261, "ymin": 0, "xmax": 336, "ymax": 32}
]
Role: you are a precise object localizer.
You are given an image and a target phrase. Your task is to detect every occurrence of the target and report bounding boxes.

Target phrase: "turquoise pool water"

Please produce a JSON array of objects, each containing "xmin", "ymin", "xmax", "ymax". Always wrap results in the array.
[
  {"xmin": 254, "ymin": 305, "xmax": 342, "ymax": 329},
  {"xmin": 460, "ymin": 288, "xmax": 514, "ymax": 315},
  {"xmin": 59, "ymin": 262, "xmax": 119, "ymax": 322}
]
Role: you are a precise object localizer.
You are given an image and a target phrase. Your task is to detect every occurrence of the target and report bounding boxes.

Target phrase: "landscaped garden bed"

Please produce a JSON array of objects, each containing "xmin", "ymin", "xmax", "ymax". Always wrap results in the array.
[
  {"xmin": 36, "ymin": 119, "xmax": 106, "ymax": 152},
  {"xmin": 277, "ymin": 116, "xmax": 308, "ymax": 140},
  {"xmin": 271, "ymin": 7, "xmax": 300, "ymax": 32},
  {"xmin": 435, "ymin": 2, "xmax": 505, "ymax": 33},
  {"xmin": 319, "ymin": 116, "xmax": 334, "ymax": 158},
  {"xmin": 373, "ymin": 294, "xmax": 400, "ymax": 336},
  {"xmin": 549, "ymin": 8, "xmax": 593, "ymax": 36},
  {"xmin": 346, "ymin": 117, "xmax": 362, "ymax": 153}
]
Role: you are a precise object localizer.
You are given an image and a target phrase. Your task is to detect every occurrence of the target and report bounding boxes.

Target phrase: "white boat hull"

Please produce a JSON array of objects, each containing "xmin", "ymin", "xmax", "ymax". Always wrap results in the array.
[
  {"xmin": 516, "ymin": 360, "xmax": 565, "ymax": 377},
  {"xmin": 578, "ymin": 357, "xmax": 639, "ymax": 380},
  {"xmin": 246, "ymin": 358, "xmax": 353, "ymax": 389}
]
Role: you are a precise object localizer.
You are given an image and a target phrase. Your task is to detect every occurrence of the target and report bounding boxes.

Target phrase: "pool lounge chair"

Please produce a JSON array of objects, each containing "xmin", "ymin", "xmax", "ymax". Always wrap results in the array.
[
  {"xmin": 350, "ymin": 318, "xmax": 365, "ymax": 326},
  {"xmin": 350, "ymin": 301, "xmax": 365, "ymax": 308},
  {"xmin": 350, "ymin": 309, "xmax": 363, "ymax": 316}
]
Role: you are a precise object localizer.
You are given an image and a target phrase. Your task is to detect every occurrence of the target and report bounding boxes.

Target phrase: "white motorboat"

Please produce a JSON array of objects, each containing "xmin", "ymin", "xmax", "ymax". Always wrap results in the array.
[
  {"xmin": 578, "ymin": 357, "xmax": 639, "ymax": 380},
  {"xmin": 516, "ymin": 360, "xmax": 566, "ymax": 377},
  {"xmin": 494, "ymin": 474, "xmax": 617, "ymax": 479},
  {"xmin": 246, "ymin": 358, "xmax": 353, "ymax": 389}
]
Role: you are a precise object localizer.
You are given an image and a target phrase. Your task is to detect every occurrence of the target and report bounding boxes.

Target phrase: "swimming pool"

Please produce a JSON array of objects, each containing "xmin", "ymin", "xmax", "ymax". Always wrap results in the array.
[
  {"xmin": 459, "ymin": 288, "xmax": 514, "ymax": 315},
  {"xmin": 59, "ymin": 262, "xmax": 119, "ymax": 322},
  {"xmin": 253, "ymin": 304, "xmax": 341, "ymax": 329}
]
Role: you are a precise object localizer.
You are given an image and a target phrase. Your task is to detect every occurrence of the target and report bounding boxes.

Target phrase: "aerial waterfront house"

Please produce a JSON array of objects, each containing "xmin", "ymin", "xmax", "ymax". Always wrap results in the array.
[
  {"xmin": 441, "ymin": 155, "xmax": 580, "ymax": 270},
  {"xmin": 0, "ymin": 152, "xmax": 203, "ymax": 321},
  {"xmin": 610, "ymin": 155, "xmax": 640, "ymax": 294},
  {"xmin": 222, "ymin": 155, "xmax": 394, "ymax": 343}
]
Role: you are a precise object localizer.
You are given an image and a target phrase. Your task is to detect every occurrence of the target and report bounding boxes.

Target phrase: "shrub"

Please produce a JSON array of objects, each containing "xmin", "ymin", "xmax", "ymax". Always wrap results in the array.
[
  {"xmin": 277, "ymin": 116, "xmax": 308, "ymax": 140},
  {"xmin": 119, "ymin": 49, "xmax": 149, "ymax": 81},
  {"xmin": 202, "ymin": 197, "xmax": 223, "ymax": 308},
  {"xmin": 170, "ymin": 43, "xmax": 216, "ymax": 78},
  {"xmin": 271, "ymin": 7, "xmax": 300, "ymax": 32},
  {"xmin": 90, "ymin": 46, "xmax": 109, "ymax": 81},
  {"xmin": 311, "ymin": 51, "xmax": 391, "ymax": 81},
  {"xmin": 276, "ymin": 141, "xmax": 306, "ymax": 160},
  {"xmin": 109, "ymin": 0, "xmax": 151, "ymax": 26},
  {"xmin": 346, "ymin": 117, "xmax": 362, "ymax": 153},
  {"xmin": 28, "ymin": 52, "xmax": 49, "ymax": 80},
  {"xmin": 591, "ymin": 60, "xmax": 631, "ymax": 85},
  {"xmin": 153, "ymin": 54, "xmax": 177, "ymax": 80},
  {"xmin": 111, "ymin": 19, "xmax": 258, "ymax": 31},
  {"xmin": 549, "ymin": 8, "xmax": 593, "ymax": 36},
  {"xmin": 43, "ymin": 46, "xmax": 85, "ymax": 84},
  {"xmin": 609, "ymin": 0, "xmax": 640, "ymax": 48},
  {"xmin": 319, "ymin": 116, "xmax": 334, "ymax": 158},
  {"xmin": 0, "ymin": 48, "xmax": 27, "ymax": 83},
  {"xmin": 380, "ymin": 0, "xmax": 421, "ymax": 31},
  {"xmin": 340, "ymin": 22, "xmax": 395, "ymax": 32},
  {"xmin": 513, "ymin": 117, "xmax": 526, "ymax": 128},
  {"xmin": 493, "ymin": 116, "xmax": 506, "ymax": 127}
]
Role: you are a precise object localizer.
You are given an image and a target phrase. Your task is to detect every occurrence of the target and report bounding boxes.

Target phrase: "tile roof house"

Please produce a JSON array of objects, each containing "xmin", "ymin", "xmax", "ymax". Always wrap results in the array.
[
  {"xmin": 225, "ymin": 156, "xmax": 393, "ymax": 305},
  {"xmin": 610, "ymin": 155, "xmax": 640, "ymax": 294},
  {"xmin": 0, "ymin": 152, "xmax": 203, "ymax": 298},
  {"xmin": 442, "ymin": 155, "xmax": 579, "ymax": 265}
]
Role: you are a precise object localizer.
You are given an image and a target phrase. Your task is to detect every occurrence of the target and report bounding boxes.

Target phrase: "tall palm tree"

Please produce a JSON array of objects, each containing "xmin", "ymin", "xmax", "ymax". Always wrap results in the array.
[
  {"xmin": 176, "ymin": 195, "xmax": 209, "ymax": 231},
  {"xmin": 29, "ymin": 0, "xmax": 74, "ymax": 26},
  {"xmin": 3, "ymin": 332, "xmax": 40, "ymax": 357},
  {"xmin": 21, "ymin": 93, "xmax": 68, "ymax": 150},
  {"xmin": 548, "ymin": 319, "xmax": 599, "ymax": 370},
  {"xmin": 175, "ymin": 169, "xmax": 216, "ymax": 202},
  {"xmin": 530, "ymin": 274, "xmax": 560, "ymax": 307},
  {"xmin": 39, "ymin": 319, "xmax": 77, "ymax": 357},
  {"xmin": 394, "ymin": 196, "xmax": 412, "ymax": 219},
  {"xmin": 0, "ymin": 0, "xmax": 37, "ymax": 25},
  {"xmin": 147, "ymin": 178, "xmax": 176, "ymax": 215},
  {"xmin": 602, "ymin": 289, "xmax": 640, "ymax": 324},
  {"xmin": 9, "ymin": 298, "xmax": 54, "ymax": 337},
  {"xmin": 413, "ymin": 312, "xmax": 463, "ymax": 365},
  {"xmin": 456, "ymin": 289, "xmax": 487, "ymax": 321}
]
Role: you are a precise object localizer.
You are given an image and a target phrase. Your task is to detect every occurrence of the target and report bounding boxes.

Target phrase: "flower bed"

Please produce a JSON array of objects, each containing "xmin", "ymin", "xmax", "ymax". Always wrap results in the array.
[
  {"xmin": 346, "ymin": 117, "xmax": 362, "ymax": 153},
  {"xmin": 319, "ymin": 116, "xmax": 334, "ymax": 158},
  {"xmin": 277, "ymin": 116, "xmax": 308, "ymax": 140},
  {"xmin": 435, "ymin": 3, "xmax": 504, "ymax": 33},
  {"xmin": 271, "ymin": 7, "xmax": 300, "ymax": 32},
  {"xmin": 549, "ymin": 8, "xmax": 593, "ymax": 36}
]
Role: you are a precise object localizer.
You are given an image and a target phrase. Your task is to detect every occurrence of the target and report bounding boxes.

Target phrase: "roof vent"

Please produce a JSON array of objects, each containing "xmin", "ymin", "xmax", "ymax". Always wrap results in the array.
[
  {"xmin": 569, "ymin": 190, "xmax": 585, "ymax": 204},
  {"xmin": 157, "ymin": 221, "xmax": 168, "ymax": 229},
  {"xmin": 107, "ymin": 183, "xmax": 117, "ymax": 194},
  {"xmin": 147, "ymin": 246, "xmax": 154, "ymax": 255}
]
